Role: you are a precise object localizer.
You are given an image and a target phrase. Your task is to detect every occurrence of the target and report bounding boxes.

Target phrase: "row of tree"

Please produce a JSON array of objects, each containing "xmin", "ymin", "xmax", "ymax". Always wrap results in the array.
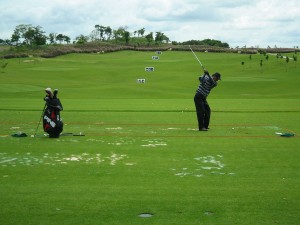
[
  {"xmin": 88, "ymin": 25, "xmax": 170, "ymax": 45},
  {"xmin": 0, "ymin": 24, "xmax": 170, "ymax": 46},
  {"xmin": 177, "ymin": 39, "xmax": 229, "ymax": 48},
  {"xmin": 0, "ymin": 24, "xmax": 229, "ymax": 48}
]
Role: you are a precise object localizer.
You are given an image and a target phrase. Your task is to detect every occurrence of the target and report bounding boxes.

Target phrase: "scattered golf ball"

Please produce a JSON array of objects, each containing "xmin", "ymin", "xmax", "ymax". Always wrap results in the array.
[
  {"xmin": 232, "ymin": 128, "xmax": 235, "ymax": 130},
  {"xmin": 30, "ymin": 135, "xmax": 34, "ymax": 137}
]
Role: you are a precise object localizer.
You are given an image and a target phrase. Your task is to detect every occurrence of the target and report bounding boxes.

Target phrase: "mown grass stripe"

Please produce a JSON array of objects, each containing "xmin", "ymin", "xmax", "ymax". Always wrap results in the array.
[{"xmin": 1, "ymin": 108, "xmax": 300, "ymax": 113}]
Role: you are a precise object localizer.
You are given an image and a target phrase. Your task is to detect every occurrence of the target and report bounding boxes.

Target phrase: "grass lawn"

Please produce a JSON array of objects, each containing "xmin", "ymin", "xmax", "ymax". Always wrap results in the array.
[{"xmin": 0, "ymin": 50, "xmax": 299, "ymax": 225}]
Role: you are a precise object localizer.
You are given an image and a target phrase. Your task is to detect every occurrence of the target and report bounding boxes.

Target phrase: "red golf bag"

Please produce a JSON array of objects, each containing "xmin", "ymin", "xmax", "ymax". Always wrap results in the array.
[{"xmin": 43, "ymin": 97, "xmax": 63, "ymax": 138}]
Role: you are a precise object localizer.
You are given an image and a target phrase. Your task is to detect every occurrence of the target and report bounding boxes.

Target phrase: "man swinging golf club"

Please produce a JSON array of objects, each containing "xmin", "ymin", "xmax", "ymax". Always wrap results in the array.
[
  {"xmin": 189, "ymin": 45, "xmax": 221, "ymax": 131},
  {"xmin": 194, "ymin": 70, "xmax": 221, "ymax": 131}
]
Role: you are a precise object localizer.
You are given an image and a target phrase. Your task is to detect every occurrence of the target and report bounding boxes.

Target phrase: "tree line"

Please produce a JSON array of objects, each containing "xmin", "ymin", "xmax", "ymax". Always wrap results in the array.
[
  {"xmin": 178, "ymin": 39, "xmax": 229, "ymax": 48},
  {"xmin": 0, "ymin": 24, "xmax": 229, "ymax": 48}
]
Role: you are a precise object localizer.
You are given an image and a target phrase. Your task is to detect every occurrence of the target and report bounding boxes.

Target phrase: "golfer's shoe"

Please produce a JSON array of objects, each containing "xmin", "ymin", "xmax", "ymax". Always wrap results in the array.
[
  {"xmin": 45, "ymin": 88, "xmax": 53, "ymax": 98},
  {"xmin": 199, "ymin": 128, "xmax": 208, "ymax": 131}
]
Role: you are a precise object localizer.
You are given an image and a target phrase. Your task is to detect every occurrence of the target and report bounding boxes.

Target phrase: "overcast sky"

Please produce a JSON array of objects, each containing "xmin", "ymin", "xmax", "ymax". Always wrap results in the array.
[{"xmin": 0, "ymin": 0, "xmax": 299, "ymax": 48}]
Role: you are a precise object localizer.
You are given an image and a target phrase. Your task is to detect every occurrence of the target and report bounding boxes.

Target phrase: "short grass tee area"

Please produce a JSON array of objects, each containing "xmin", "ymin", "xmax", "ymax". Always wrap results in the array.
[{"xmin": 0, "ymin": 50, "xmax": 299, "ymax": 225}]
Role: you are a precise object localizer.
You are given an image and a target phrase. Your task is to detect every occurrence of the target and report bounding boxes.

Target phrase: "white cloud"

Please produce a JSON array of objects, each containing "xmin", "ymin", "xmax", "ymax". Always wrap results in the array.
[{"xmin": 0, "ymin": 0, "xmax": 299, "ymax": 48}]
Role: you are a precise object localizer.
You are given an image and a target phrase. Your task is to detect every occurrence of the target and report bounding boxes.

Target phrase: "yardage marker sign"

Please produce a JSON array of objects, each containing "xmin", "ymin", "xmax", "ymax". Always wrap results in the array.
[
  {"xmin": 145, "ymin": 67, "xmax": 154, "ymax": 72},
  {"xmin": 137, "ymin": 79, "xmax": 146, "ymax": 83}
]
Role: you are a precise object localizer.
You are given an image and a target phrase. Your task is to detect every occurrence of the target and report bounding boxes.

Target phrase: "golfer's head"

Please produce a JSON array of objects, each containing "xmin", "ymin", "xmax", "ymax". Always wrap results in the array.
[{"xmin": 212, "ymin": 72, "xmax": 221, "ymax": 81}]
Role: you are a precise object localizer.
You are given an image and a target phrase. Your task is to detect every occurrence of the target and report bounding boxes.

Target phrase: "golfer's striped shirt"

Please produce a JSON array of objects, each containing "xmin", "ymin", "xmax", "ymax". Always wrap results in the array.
[{"xmin": 196, "ymin": 74, "xmax": 217, "ymax": 97}]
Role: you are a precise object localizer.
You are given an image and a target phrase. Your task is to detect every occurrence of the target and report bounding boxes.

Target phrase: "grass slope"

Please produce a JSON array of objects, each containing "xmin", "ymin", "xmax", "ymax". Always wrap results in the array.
[{"xmin": 0, "ymin": 51, "xmax": 299, "ymax": 225}]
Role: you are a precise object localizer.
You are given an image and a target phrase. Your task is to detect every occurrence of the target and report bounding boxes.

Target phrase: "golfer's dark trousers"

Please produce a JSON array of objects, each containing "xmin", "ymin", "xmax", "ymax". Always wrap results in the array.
[{"xmin": 194, "ymin": 93, "xmax": 211, "ymax": 130}]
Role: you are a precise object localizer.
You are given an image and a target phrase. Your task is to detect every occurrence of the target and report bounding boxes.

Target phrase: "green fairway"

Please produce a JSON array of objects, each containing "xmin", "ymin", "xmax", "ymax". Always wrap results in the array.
[{"xmin": 1, "ymin": 51, "xmax": 300, "ymax": 225}]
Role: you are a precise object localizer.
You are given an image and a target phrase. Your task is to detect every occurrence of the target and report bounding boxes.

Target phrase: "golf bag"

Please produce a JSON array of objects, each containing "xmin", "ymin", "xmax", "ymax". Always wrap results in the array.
[{"xmin": 43, "ymin": 97, "xmax": 63, "ymax": 138}]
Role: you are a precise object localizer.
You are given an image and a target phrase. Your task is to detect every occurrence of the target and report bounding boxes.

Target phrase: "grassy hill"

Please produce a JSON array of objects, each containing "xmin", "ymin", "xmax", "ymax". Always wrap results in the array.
[{"xmin": 0, "ymin": 51, "xmax": 299, "ymax": 225}]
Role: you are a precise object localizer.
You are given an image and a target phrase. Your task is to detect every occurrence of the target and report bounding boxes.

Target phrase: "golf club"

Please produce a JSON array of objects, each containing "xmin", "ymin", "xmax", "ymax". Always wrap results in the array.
[
  {"xmin": 189, "ymin": 45, "xmax": 205, "ymax": 71},
  {"xmin": 60, "ymin": 132, "xmax": 85, "ymax": 136},
  {"xmin": 34, "ymin": 103, "xmax": 46, "ymax": 137}
]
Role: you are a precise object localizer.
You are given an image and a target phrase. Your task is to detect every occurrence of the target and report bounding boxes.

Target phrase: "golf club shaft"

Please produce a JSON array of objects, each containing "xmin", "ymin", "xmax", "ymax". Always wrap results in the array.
[
  {"xmin": 34, "ymin": 103, "xmax": 46, "ymax": 136},
  {"xmin": 189, "ymin": 45, "xmax": 205, "ymax": 71}
]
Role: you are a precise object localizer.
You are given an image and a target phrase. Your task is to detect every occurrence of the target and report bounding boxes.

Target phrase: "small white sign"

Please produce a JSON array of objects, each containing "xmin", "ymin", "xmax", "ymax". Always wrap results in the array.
[
  {"xmin": 145, "ymin": 67, "xmax": 154, "ymax": 72},
  {"xmin": 152, "ymin": 56, "xmax": 159, "ymax": 60},
  {"xmin": 137, "ymin": 79, "xmax": 146, "ymax": 83},
  {"xmin": 156, "ymin": 51, "xmax": 162, "ymax": 54}
]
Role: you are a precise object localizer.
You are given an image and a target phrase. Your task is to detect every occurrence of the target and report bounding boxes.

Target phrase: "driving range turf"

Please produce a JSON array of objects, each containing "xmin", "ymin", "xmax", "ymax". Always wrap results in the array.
[{"xmin": 1, "ymin": 50, "xmax": 299, "ymax": 225}]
